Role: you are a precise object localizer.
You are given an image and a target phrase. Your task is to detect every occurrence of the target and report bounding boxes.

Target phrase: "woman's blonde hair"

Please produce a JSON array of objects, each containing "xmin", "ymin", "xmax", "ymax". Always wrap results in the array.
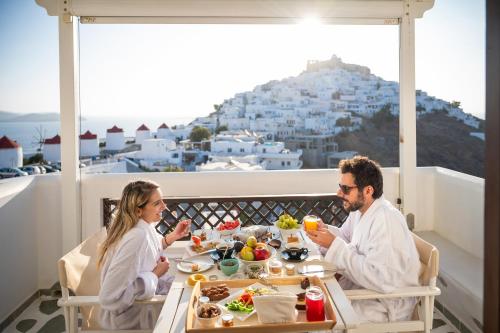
[{"xmin": 98, "ymin": 180, "xmax": 159, "ymax": 267}]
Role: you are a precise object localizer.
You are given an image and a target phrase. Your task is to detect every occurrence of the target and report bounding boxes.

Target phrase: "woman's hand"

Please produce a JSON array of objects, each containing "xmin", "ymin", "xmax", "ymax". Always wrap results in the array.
[
  {"xmin": 163, "ymin": 219, "xmax": 192, "ymax": 248},
  {"xmin": 152, "ymin": 256, "xmax": 170, "ymax": 278},
  {"xmin": 171, "ymin": 219, "xmax": 191, "ymax": 241}
]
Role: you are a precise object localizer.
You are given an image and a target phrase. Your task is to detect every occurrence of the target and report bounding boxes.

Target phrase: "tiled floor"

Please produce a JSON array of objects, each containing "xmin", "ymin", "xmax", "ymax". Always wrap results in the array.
[{"xmin": 3, "ymin": 296, "xmax": 460, "ymax": 333}]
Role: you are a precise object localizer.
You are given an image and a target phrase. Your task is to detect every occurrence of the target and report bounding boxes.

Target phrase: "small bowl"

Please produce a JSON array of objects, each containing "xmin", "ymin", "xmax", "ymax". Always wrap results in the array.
[
  {"xmin": 217, "ymin": 225, "xmax": 241, "ymax": 236},
  {"xmin": 220, "ymin": 258, "xmax": 239, "ymax": 276},
  {"xmin": 246, "ymin": 263, "xmax": 265, "ymax": 279},
  {"xmin": 267, "ymin": 239, "xmax": 282, "ymax": 250},
  {"xmin": 274, "ymin": 221, "xmax": 301, "ymax": 237},
  {"xmin": 196, "ymin": 303, "xmax": 223, "ymax": 328}
]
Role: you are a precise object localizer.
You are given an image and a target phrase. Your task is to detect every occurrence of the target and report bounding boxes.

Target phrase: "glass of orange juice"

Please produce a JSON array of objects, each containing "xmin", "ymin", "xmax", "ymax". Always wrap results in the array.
[{"xmin": 303, "ymin": 215, "xmax": 320, "ymax": 231}]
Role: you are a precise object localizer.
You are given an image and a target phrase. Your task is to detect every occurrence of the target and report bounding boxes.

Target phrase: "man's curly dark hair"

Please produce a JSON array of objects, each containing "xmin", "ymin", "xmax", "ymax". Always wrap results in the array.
[{"xmin": 339, "ymin": 156, "xmax": 383, "ymax": 199}]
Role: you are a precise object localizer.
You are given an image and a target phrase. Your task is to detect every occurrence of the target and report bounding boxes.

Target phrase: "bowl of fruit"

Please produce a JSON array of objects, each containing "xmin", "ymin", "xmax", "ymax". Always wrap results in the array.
[
  {"xmin": 216, "ymin": 220, "xmax": 241, "ymax": 236},
  {"xmin": 274, "ymin": 213, "xmax": 301, "ymax": 236},
  {"xmin": 238, "ymin": 236, "xmax": 276, "ymax": 266}
]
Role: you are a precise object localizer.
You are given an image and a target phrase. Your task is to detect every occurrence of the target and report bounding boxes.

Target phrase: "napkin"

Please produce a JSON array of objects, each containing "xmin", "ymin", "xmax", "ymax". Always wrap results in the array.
[{"xmin": 252, "ymin": 292, "xmax": 298, "ymax": 324}]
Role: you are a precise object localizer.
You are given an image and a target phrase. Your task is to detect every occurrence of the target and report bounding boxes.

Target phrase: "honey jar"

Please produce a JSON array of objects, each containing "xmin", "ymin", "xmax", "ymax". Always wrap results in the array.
[{"xmin": 221, "ymin": 313, "xmax": 234, "ymax": 327}]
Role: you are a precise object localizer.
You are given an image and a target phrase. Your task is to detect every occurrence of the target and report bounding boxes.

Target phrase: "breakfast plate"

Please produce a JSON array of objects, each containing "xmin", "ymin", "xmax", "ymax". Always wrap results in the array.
[
  {"xmin": 217, "ymin": 282, "xmax": 274, "ymax": 321},
  {"xmin": 176, "ymin": 257, "xmax": 215, "ymax": 274}
]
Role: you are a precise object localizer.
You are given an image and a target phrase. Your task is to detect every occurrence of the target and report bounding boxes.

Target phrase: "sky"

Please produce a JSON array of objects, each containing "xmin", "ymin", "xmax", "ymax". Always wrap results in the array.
[{"xmin": 0, "ymin": 0, "xmax": 486, "ymax": 120}]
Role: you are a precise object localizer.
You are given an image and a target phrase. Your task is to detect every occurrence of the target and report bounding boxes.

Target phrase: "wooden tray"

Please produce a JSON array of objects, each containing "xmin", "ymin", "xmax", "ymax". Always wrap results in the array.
[{"xmin": 186, "ymin": 277, "xmax": 336, "ymax": 333}]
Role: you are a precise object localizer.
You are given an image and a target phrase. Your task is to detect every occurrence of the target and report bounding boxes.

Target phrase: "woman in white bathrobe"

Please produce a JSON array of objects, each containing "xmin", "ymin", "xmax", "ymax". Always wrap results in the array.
[
  {"xmin": 306, "ymin": 156, "xmax": 420, "ymax": 323},
  {"xmin": 97, "ymin": 180, "xmax": 191, "ymax": 330}
]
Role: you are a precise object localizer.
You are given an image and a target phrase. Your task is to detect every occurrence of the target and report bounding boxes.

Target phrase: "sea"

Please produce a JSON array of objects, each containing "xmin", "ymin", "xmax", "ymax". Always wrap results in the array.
[{"xmin": 0, "ymin": 116, "xmax": 194, "ymax": 155}]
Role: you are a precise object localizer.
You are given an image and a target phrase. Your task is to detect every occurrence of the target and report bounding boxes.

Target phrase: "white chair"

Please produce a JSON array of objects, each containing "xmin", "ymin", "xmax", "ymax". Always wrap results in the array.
[
  {"xmin": 342, "ymin": 232, "xmax": 441, "ymax": 333},
  {"xmin": 57, "ymin": 228, "xmax": 166, "ymax": 332}
]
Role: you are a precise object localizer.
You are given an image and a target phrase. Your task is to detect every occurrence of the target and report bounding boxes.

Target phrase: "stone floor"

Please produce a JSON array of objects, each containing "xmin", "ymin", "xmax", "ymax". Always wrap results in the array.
[{"xmin": 3, "ymin": 295, "xmax": 460, "ymax": 333}]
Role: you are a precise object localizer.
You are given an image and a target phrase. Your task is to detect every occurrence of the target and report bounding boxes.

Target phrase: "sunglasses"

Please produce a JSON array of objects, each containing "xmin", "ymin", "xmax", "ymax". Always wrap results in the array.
[{"xmin": 338, "ymin": 183, "xmax": 358, "ymax": 195}]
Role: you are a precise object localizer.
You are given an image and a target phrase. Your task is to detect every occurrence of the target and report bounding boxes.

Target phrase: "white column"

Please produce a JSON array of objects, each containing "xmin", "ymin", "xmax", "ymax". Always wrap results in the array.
[
  {"xmin": 399, "ymin": 1, "xmax": 418, "ymax": 229},
  {"xmin": 59, "ymin": 14, "xmax": 81, "ymax": 252}
]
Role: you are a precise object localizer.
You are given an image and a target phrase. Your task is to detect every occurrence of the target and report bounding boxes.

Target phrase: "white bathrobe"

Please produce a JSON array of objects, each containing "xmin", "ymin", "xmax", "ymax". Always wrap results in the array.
[
  {"xmin": 99, "ymin": 219, "xmax": 174, "ymax": 330},
  {"xmin": 324, "ymin": 197, "xmax": 420, "ymax": 323}
]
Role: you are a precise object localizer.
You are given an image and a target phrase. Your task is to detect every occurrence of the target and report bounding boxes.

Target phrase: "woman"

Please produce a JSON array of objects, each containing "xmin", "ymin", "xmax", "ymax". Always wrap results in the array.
[{"xmin": 98, "ymin": 180, "xmax": 190, "ymax": 330}]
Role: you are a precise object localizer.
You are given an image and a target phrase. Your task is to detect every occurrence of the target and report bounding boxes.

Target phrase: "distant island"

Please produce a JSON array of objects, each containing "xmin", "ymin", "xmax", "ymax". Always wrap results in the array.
[{"xmin": 0, "ymin": 111, "xmax": 60, "ymax": 122}]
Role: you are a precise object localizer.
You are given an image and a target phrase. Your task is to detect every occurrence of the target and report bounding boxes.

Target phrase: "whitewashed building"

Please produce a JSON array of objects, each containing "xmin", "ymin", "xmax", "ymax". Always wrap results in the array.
[
  {"xmin": 139, "ymin": 139, "xmax": 177, "ymax": 159},
  {"xmin": 256, "ymin": 142, "xmax": 303, "ymax": 170},
  {"xmin": 0, "ymin": 136, "xmax": 22, "ymax": 168},
  {"xmin": 157, "ymin": 123, "xmax": 173, "ymax": 139},
  {"xmin": 43, "ymin": 134, "xmax": 61, "ymax": 162},
  {"xmin": 79, "ymin": 130, "xmax": 99, "ymax": 157},
  {"xmin": 197, "ymin": 158, "xmax": 263, "ymax": 172},
  {"xmin": 135, "ymin": 124, "xmax": 151, "ymax": 145},
  {"xmin": 170, "ymin": 125, "xmax": 193, "ymax": 141},
  {"xmin": 136, "ymin": 139, "xmax": 182, "ymax": 171},
  {"xmin": 105, "ymin": 125, "xmax": 125, "ymax": 151}
]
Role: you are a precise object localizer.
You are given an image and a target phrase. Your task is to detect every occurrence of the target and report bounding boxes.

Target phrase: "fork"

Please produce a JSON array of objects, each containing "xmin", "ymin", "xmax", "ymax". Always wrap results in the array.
[{"xmin": 257, "ymin": 275, "xmax": 279, "ymax": 291}]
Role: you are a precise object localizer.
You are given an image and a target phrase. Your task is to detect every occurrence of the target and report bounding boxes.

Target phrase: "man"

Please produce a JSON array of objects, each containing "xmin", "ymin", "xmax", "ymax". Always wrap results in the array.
[{"xmin": 306, "ymin": 156, "xmax": 420, "ymax": 323}]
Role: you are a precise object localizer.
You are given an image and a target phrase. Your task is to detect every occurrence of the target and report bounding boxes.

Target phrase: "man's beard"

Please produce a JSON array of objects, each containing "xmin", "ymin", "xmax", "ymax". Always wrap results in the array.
[{"xmin": 344, "ymin": 192, "xmax": 365, "ymax": 212}]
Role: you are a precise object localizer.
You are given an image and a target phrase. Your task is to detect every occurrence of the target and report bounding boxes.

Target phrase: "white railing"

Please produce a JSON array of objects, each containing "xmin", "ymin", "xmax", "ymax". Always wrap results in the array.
[{"xmin": 0, "ymin": 166, "xmax": 484, "ymax": 324}]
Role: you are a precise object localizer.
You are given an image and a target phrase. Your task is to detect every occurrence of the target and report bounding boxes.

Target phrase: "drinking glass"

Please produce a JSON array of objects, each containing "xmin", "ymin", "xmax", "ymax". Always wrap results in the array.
[
  {"xmin": 303, "ymin": 215, "xmax": 320, "ymax": 232},
  {"xmin": 305, "ymin": 286, "xmax": 325, "ymax": 321}
]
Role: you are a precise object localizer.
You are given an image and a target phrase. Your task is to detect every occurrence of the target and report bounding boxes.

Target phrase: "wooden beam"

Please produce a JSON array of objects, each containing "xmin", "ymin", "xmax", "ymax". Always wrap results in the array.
[{"xmin": 484, "ymin": 0, "xmax": 500, "ymax": 331}]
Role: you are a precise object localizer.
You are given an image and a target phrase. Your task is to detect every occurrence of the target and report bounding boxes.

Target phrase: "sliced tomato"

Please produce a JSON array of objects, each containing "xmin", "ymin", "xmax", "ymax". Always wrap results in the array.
[{"xmin": 191, "ymin": 235, "xmax": 201, "ymax": 246}]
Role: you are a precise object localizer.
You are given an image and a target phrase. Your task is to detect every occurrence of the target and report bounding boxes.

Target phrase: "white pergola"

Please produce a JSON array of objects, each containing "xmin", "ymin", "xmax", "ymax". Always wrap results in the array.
[{"xmin": 35, "ymin": 0, "xmax": 435, "ymax": 253}]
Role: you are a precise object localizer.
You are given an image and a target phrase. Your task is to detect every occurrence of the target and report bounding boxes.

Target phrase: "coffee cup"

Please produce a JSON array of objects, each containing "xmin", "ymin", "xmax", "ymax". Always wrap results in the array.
[
  {"xmin": 285, "ymin": 247, "xmax": 308, "ymax": 260},
  {"xmin": 215, "ymin": 242, "xmax": 234, "ymax": 259}
]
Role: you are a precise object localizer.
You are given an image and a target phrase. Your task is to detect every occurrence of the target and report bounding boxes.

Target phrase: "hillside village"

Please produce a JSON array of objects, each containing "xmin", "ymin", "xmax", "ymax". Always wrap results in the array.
[{"xmin": 1, "ymin": 55, "xmax": 485, "ymax": 176}]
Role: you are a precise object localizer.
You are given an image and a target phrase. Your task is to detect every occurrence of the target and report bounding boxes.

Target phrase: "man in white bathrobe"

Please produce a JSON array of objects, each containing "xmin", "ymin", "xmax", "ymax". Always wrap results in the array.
[{"xmin": 306, "ymin": 156, "xmax": 420, "ymax": 323}]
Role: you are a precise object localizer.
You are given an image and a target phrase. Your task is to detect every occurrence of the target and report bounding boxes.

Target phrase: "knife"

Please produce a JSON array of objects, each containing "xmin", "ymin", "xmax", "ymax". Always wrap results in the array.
[{"xmin": 298, "ymin": 269, "xmax": 336, "ymax": 275}]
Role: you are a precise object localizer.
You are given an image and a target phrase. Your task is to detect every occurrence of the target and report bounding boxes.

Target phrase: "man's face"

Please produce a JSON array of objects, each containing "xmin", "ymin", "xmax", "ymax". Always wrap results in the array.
[{"xmin": 337, "ymin": 172, "xmax": 365, "ymax": 213}]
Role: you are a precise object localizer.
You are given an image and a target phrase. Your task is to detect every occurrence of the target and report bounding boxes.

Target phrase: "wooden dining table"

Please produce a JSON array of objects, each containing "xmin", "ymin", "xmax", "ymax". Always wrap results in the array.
[{"xmin": 153, "ymin": 227, "xmax": 361, "ymax": 333}]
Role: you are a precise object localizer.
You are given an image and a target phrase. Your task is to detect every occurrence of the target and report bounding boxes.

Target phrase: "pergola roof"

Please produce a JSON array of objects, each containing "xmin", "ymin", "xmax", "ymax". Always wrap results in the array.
[{"xmin": 36, "ymin": 0, "xmax": 434, "ymax": 23}]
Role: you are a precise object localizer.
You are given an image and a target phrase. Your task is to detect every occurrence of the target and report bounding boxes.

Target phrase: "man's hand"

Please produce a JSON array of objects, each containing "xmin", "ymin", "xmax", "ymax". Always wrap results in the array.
[{"xmin": 306, "ymin": 228, "xmax": 336, "ymax": 248}]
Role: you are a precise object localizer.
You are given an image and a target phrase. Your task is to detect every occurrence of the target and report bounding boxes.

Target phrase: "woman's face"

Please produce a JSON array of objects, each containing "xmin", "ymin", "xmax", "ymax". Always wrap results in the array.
[{"xmin": 138, "ymin": 188, "xmax": 166, "ymax": 223}]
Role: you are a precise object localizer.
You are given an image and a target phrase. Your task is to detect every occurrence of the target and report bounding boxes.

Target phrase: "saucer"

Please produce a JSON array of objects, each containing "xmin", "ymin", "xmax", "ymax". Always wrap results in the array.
[{"xmin": 281, "ymin": 249, "xmax": 309, "ymax": 262}]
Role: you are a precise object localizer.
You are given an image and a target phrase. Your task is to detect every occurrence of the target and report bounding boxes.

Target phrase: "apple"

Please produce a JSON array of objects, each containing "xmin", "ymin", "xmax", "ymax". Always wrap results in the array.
[
  {"xmin": 253, "ymin": 246, "xmax": 270, "ymax": 261},
  {"xmin": 241, "ymin": 246, "xmax": 255, "ymax": 261},
  {"xmin": 247, "ymin": 236, "xmax": 257, "ymax": 248},
  {"xmin": 255, "ymin": 242, "xmax": 267, "ymax": 248}
]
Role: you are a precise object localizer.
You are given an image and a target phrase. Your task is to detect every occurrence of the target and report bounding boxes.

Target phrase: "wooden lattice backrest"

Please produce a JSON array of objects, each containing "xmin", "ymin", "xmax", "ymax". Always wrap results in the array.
[
  {"xmin": 103, "ymin": 194, "xmax": 348, "ymax": 234},
  {"xmin": 412, "ymin": 232, "xmax": 439, "ymax": 286}
]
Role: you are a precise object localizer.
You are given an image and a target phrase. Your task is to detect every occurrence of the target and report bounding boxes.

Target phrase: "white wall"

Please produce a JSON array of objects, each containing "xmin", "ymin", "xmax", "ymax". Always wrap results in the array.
[
  {"xmin": 34, "ymin": 175, "xmax": 62, "ymax": 287},
  {"xmin": 432, "ymin": 167, "xmax": 484, "ymax": 259},
  {"xmin": 0, "ymin": 176, "xmax": 38, "ymax": 323}
]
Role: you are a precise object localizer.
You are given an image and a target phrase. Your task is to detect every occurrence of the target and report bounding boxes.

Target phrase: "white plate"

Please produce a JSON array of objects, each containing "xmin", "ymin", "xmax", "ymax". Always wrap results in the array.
[
  {"xmin": 296, "ymin": 259, "xmax": 337, "ymax": 279},
  {"xmin": 176, "ymin": 258, "xmax": 215, "ymax": 274},
  {"xmin": 186, "ymin": 240, "xmax": 221, "ymax": 256},
  {"xmin": 218, "ymin": 282, "xmax": 274, "ymax": 321}
]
